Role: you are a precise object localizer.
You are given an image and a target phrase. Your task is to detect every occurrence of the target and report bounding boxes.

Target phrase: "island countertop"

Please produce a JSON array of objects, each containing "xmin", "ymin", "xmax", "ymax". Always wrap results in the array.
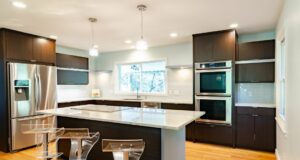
[{"xmin": 38, "ymin": 104, "xmax": 204, "ymax": 130}]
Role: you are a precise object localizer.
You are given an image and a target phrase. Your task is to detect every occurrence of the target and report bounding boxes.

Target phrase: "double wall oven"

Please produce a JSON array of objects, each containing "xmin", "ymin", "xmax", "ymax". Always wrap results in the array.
[{"xmin": 195, "ymin": 61, "xmax": 232, "ymax": 124}]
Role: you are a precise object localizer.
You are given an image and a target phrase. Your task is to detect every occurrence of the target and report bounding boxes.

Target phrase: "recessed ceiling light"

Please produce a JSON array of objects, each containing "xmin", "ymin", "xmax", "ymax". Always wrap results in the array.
[
  {"xmin": 125, "ymin": 40, "xmax": 132, "ymax": 44},
  {"xmin": 230, "ymin": 23, "xmax": 239, "ymax": 28},
  {"xmin": 49, "ymin": 35, "xmax": 57, "ymax": 39},
  {"xmin": 12, "ymin": 1, "xmax": 27, "ymax": 9},
  {"xmin": 170, "ymin": 32, "xmax": 178, "ymax": 38}
]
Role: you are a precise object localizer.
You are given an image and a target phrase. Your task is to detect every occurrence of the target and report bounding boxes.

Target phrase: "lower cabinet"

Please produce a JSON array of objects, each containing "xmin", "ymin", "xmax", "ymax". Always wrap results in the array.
[
  {"xmin": 194, "ymin": 123, "xmax": 233, "ymax": 146},
  {"xmin": 94, "ymin": 100, "xmax": 141, "ymax": 107},
  {"xmin": 236, "ymin": 107, "xmax": 276, "ymax": 152},
  {"xmin": 161, "ymin": 103, "xmax": 194, "ymax": 111}
]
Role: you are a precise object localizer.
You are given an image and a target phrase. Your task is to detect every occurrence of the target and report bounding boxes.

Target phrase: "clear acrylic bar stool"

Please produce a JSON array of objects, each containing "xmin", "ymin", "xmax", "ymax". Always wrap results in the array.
[
  {"xmin": 102, "ymin": 139, "xmax": 145, "ymax": 160},
  {"xmin": 58, "ymin": 128, "xmax": 100, "ymax": 160},
  {"xmin": 21, "ymin": 124, "xmax": 64, "ymax": 160}
]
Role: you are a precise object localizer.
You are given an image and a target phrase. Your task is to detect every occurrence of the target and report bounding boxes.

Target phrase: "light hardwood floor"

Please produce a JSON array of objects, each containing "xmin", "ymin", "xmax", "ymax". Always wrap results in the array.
[{"xmin": 0, "ymin": 141, "xmax": 276, "ymax": 160}]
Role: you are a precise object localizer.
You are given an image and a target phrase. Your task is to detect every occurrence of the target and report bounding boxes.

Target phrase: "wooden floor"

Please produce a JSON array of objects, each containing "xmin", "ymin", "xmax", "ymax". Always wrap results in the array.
[{"xmin": 0, "ymin": 141, "xmax": 276, "ymax": 160}]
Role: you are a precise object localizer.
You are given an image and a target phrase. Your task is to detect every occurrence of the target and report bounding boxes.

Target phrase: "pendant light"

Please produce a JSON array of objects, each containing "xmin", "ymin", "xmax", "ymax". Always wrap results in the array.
[
  {"xmin": 88, "ymin": 17, "xmax": 99, "ymax": 56},
  {"xmin": 136, "ymin": 4, "xmax": 148, "ymax": 51}
]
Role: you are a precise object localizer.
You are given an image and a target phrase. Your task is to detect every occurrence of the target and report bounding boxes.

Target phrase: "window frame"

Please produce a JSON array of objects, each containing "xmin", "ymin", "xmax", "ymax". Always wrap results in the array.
[
  {"xmin": 279, "ymin": 38, "xmax": 286, "ymax": 121},
  {"xmin": 114, "ymin": 59, "xmax": 168, "ymax": 96}
]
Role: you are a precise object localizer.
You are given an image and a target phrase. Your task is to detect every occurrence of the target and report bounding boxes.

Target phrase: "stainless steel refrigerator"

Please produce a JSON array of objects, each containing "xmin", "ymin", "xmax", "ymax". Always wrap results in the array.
[{"xmin": 8, "ymin": 62, "xmax": 57, "ymax": 151}]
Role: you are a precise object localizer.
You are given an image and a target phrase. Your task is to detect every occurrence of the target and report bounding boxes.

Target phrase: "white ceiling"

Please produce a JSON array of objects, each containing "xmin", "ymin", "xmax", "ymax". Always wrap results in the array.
[{"xmin": 0, "ymin": 0, "xmax": 283, "ymax": 52}]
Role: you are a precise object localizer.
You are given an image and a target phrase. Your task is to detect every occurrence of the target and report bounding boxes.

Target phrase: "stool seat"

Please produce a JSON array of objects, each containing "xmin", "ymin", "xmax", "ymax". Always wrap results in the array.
[{"xmin": 102, "ymin": 139, "xmax": 145, "ymax": 160}]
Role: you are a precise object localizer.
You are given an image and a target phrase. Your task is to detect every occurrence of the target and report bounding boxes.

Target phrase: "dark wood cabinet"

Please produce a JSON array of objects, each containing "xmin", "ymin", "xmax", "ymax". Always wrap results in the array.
[
  {"xmin": 193, "ymin": 30, "xmax": 236, "ymax": 62},
  {"xmin": 2, "ymin": 29, "xmax": 56, "ymax": 65},
  {"xmin": 95, "ymin": 100, "xmax": 141, "ymax": 107},
  {"xmin": 236, "ymin": 62, "xmax": 275, "ymax": 83},
  {"xmin": 194, "ymin": 123, "xmax": 233, "ymax": 146},
  {"xmin": 161, "ymin": 103, "xmax": 194, "ymax": 111},
  {"xmin": 33, "ymin": 37, "xmax": 56, "ymax": 64},
  {"xmin": 237, "ymin": 40, "xmax": 275, "ymax": 60},
  {"xmin": 5, "ymin": 30, "xmax": 33, "ymax": 61},
  {"xmin": 56, "ymin": 53, "xmax": 89, "ymax": 70},
  {"xmin": 236, "ymin": 107, "xmax": 276, "ymax": 152}
]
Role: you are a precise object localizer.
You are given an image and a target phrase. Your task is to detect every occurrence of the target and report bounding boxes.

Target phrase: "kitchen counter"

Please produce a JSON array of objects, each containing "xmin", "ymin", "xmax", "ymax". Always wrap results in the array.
[
  {"xmin": 57, "ymin": 97, "xmax": 193, "ymax": 104},
  {"xmin": 235, "ymin": 103, "xmax": 275, "ymax": 108},
  {"xmin": 38, "ymin": 105, "xmax": 204, "ymax": 160},
  {"xmin": 38, "ymin": 104, "xmax": 203, "ymax": 130}
]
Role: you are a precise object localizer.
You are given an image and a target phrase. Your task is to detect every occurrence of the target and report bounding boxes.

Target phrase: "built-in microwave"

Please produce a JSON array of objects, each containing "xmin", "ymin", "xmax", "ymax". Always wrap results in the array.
[
  {"xmin": 195, "ymin": 96, "xmax": 232, "ymax": 124},
  {"xmin": 195, "ymin": 61, "xmax": 232, "ymax": 96}
]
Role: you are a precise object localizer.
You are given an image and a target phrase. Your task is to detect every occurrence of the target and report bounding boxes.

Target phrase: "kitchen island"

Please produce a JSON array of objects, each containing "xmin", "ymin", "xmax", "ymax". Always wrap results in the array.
[{"xmin": 38, "ymin": 105, "xmax": 204, "ymax": 160}]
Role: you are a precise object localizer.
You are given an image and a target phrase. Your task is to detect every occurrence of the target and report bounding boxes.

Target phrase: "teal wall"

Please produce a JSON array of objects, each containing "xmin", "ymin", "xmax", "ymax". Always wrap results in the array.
[{"xmin": 238, "ymin": 31, "xmax": 276, "ymax": 43}]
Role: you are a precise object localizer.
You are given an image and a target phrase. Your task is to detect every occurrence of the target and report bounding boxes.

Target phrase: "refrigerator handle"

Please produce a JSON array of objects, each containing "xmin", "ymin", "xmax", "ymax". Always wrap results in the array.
[
  {"xmin": 37, "ymin": 73, "xmax": 42, "ymax": 110},
  {"xmin": 34, "ymin": 73, "xmax": 40, "ymax": 110}
]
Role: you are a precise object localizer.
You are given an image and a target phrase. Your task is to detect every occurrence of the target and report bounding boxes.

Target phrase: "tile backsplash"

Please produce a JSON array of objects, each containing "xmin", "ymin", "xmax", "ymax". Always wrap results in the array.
[{"xmin": 235, "ymin": 83, "xmax": 275, "ymax": 104}]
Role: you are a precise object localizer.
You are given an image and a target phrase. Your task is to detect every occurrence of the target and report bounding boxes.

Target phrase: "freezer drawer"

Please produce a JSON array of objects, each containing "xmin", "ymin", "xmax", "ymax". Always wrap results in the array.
[{"xmin": 11, "ymin": 115, "xmax": 56, "ymax": 151}]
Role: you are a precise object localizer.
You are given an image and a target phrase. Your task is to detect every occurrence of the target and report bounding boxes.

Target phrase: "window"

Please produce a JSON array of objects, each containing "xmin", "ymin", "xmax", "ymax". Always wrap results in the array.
[
  {"xmin": 117, "ymin": 60, "xmax": 166, "ymax": 94},
  {"xmin": 279, "ymin": 39, "xmax": 286, "ymax": 120}
]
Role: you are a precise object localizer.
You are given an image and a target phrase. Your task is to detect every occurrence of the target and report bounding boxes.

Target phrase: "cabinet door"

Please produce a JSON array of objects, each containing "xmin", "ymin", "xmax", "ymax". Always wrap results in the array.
[
  {"xmin": 161, "ymin": 103, "xmax": 194, "ymax": 111},
  {"xmin": 254, "ymin": 115, "xmax": 276, "ymax": 151},
  {"xmin": 5, "ymin": 30, "xmax": 33, "ymax": 61},
  {"xmin": 195, "ymin": 123, "xmax": 233, "ymax": 146},
  {"xmin": 236, "ymin": 114, "xmax": 255, "ymax": 149},
  {"xmin": 238, "ymin": 40, "xmax": 275, "ymax": 60},
  {"xmin": 213, "ymin": 31, "xmax": 235, "ymax": 61},
  {"xmin": 236, "ymin": 62, "xmax": 275, "ymax": 83},
  {"xmin": 193, "ymin": 35, "xmax": 213, "ymax": 62},
  {"xmin": 33, "ymin": 37, "xmax": 56, "ymax": 64}
]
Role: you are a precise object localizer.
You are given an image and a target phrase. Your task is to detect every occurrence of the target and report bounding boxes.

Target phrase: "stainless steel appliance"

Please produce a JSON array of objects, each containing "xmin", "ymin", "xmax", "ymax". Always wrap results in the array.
[
  {"xmin": 8, "ymin": 63, "xmax": 57, "ymax": 151},
  {"xmin": 195, "ymin": 61, "xmax": 232, "ymax": 96},
  {"xmin": 195, "ymin": 96, "xmax": 232, "ymax": 124},
  {"xmin": 194, "ymin": 61, "xmax": 233, "ymax": 124}
]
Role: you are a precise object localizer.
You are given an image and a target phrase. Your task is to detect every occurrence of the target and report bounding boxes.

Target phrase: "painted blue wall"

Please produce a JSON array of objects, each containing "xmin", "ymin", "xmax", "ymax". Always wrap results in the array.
[{"xmin": 238, "ymin": 31, "xmax": 275, "ymax": 43}]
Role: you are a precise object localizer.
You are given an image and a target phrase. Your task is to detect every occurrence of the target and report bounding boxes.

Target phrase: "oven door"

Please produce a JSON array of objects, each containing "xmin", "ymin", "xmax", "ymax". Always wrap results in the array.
[
  {"xmin": 195, "ymin": 96, "xmax": 232, "ymax": 124},
  {"xmin": 195, "ymin": 68, "xmax": 232, "ymax": 96}
]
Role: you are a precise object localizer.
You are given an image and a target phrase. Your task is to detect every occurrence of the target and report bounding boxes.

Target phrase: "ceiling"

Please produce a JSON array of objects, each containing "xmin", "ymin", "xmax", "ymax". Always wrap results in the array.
[{"xmin": 0, "ymin": 0, "xmax": 283, "ymax": 52}]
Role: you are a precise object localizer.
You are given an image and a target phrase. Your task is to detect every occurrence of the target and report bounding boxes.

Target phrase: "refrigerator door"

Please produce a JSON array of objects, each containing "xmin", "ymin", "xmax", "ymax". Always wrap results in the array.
[
  {"xmin": 11, "ymin": 115, "xmax": 56, "ymax": 151},
  {"xmin": 8, "ymin": 63, "xmax": 37, "ymax": 119},
  {"xmin": 36, "ymin": 64, "xmax": 57, "ymax": 111}
]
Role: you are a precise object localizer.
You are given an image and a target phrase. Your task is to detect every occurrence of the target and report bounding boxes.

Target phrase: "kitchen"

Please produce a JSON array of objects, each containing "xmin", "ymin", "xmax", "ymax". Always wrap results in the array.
[{"xmin": 0, "ymin": 0, "xmax": 299, "ymax": 160}]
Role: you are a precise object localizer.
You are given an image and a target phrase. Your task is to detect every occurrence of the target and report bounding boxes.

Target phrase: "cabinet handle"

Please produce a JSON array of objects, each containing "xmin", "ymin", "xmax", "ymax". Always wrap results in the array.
[
  {"xmin": 31, "ymin": 59, "xmax": 37, "ymax": 62},
  {"xmin": 252, "ymin": 114, "xmax": 259, "ymax": 117},
  {"xmin": 253, "ymin": 133, "xmax": 256, "ymax": 141}
]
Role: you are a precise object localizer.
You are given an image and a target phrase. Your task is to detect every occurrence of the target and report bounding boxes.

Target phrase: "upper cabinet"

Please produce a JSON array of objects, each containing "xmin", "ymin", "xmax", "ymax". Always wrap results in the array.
[
  {"xmin": 56, "ymin": 53, "xmax": 89, "ymax": 70},
  {"xmin": 237, "ymin": 40, "xmax": 275, "ymax": 60},
  {"xmin": 32, "ymin": 36, "xmax": 56, "ymax": 64},
  {"xmin": 5, "ymin": 30, "xmax": 33, "ymax": 61},
  {"xmin": 236, "ymin": 40, "xmax": 275, "ymax": 83},
  {"xmin": 193, "ymin": 30, "xmax": 237, "ymax": 62},
  {"xmin": 1, "ymin": 29, "xmax": 56, "ymax": 65}
]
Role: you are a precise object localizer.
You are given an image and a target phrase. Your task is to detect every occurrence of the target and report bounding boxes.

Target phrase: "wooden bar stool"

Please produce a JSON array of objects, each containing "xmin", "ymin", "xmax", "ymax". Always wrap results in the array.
[{"xmin": 102, "ymin": 139, "xmax": 145, "ymax": 160}]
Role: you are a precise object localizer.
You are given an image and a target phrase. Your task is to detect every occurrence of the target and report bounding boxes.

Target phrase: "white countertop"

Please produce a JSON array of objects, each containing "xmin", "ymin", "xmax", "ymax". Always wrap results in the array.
[
  {"xmin": 235, "ymin": 103, "xmax": 276, "ymax": 108},
  {"xmin": 58, "ymin": 97, "xmax": 193, "ymax": 105},
  {"xmin": 38, "ymin": 105, "xmax": 204, "ymax": 130}
]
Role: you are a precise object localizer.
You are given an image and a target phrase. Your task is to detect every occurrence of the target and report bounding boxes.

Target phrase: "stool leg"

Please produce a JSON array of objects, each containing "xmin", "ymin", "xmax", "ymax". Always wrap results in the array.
[
  {"xmin": 42, "ymin": 133, "xmax": 48, "ymax": 160},
  {"xmin": 70, "ymin": 139, "xmax": 82, "ymax": 160}
]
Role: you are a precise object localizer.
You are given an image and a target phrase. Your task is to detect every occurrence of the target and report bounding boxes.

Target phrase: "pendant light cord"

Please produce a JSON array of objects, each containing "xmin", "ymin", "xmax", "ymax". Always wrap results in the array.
[
  {"xmin": 140, "ymin": 9, "xmax": 144, "ymax": 40},
  {"xmin": 90, "ymin": 22, "xmax": 94, "ymax": 46}
]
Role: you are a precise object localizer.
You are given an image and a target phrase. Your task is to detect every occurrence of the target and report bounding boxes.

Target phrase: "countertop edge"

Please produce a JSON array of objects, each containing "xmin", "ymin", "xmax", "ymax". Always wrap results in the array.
[{"xmin": 57, "ymin": 97, "xmax": 193, "ymax": 105}]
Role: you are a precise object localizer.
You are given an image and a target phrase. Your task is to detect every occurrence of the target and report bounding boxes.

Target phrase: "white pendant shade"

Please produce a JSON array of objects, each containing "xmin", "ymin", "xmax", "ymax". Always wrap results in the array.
[
  {"xmin": 89, "ymin": 47, "xmax": 99, "ymax": 56},
  {"xmin": 136, "ymin": 39, "xmax": 148, "ymax": 51}
]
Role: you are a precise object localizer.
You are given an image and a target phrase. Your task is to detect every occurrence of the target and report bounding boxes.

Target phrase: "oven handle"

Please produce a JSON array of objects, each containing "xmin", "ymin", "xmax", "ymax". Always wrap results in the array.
[{"xmin": 195, "ymin": 68, "xmax": 231, "ymax": 73}]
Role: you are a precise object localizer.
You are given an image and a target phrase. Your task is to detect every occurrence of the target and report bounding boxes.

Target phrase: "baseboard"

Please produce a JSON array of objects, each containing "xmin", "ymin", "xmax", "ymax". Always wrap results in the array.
[{"xmin": 275, "ymin": 149, "xmax": 281, "ymax": 160}]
